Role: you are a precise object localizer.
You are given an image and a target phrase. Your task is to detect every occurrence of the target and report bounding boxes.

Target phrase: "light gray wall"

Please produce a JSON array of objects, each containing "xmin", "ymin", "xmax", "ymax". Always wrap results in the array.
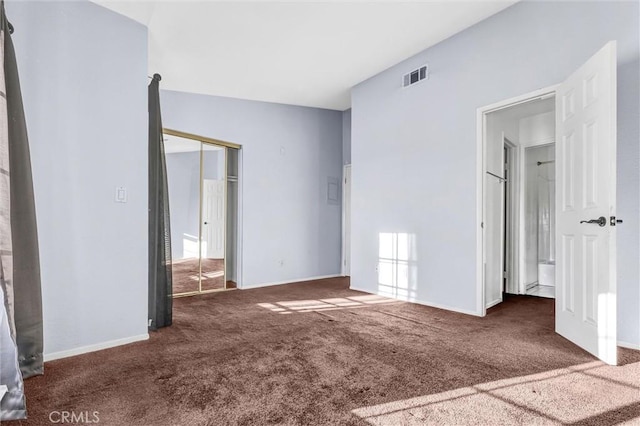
[
  {"xmin": 7, "ymin": 1, "xmax": 149, "ymax": 356},
  {"xmin": 342, "ymin": 109, "xmax": 351, "ymax": 165},
  {"xmin": 166, "ymin": 152, "xmax": 200, "ymax": 260},
  {"xmin": 617, "ymin": 57, "xmax": 640, "ymax": 347},
  {"xmin": 160, "ymin": 90, "xmax": 343, "ymax": 287},
  {"xmin": 351, "ymin": 1, "xmax": 640, "ymax": 345}
]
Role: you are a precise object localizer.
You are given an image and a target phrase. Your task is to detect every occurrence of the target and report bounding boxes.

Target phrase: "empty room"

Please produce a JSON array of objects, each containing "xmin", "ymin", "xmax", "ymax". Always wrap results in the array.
[{"xmin": 1, "ymin": 0, "xmax": 639, "ymax": 425}]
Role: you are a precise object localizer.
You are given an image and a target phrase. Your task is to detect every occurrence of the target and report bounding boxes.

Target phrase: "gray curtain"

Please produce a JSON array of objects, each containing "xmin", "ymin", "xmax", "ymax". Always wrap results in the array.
[
  {"xmin": 148, "ymin": 74, "xmax": 172, "ymax": 330},
  {"xmin": 0, "ymin": 285, "xmax": 25, "ymax": 420},
  {"xmin": 1, "ymin": 2, "xmax": 43, "ymax": 421}
]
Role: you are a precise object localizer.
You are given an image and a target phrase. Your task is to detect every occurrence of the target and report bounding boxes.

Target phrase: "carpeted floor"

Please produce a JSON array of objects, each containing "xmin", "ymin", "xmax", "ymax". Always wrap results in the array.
[
  {"xmin": 172, "ymin": 258, "xmax": 225, "ymax": 294},
  {"xmin": 9, "ymin": 278, "xmax": 640, "ymax": 425}
]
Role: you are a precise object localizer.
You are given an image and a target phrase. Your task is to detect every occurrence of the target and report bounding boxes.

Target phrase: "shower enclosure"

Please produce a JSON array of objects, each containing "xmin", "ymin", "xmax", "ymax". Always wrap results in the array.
[{"xmin": 524, "ymin": 144, "xmax": 555, "ymax": 296}]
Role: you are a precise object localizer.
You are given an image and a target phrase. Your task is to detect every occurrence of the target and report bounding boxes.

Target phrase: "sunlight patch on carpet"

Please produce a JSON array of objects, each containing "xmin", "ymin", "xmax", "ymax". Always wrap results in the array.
[
  {"xmin": 257, "ymin": 295, "xmax": 401, "ymax": 314},
  {"xmin": 352, "ymin": 361, "xmax": 640, "ymax": 425}
]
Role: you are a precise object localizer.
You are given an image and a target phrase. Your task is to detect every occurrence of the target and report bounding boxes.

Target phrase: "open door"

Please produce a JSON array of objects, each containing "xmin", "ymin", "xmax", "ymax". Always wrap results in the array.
[{"xmin": 555, "ymin": 42, "xmax": 617, "ymax": 365}]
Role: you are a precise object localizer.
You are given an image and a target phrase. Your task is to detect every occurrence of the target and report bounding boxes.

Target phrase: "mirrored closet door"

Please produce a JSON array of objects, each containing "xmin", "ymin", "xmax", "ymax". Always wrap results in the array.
[{"xmin": 163, "ymin": 130, "xmax": 239, "ymax": 297}]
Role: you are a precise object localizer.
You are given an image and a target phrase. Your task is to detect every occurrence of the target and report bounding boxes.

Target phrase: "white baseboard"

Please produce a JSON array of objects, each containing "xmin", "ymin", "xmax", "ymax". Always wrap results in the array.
[
  {"xmin": 349, "ymin": 285, "xmax": 482, "ymax": 317},
  {"xmin": 485, "ymin": 299, "xmax": 502, "ymax": 309},
  {"xmin": 348, "ymin": 285, "xmax": 367, "ymax": 292},
  {"xmin": 416, "ymin": 298, "xmax": 483, "ymax": 317},
  {"xmin": 618, "ymin": 340, "xmax": 640, "ymax": 350},
  {"xmin": 44, "ymin": 333, "xmax": 149, "ymax": 362},
  {"xmin": 240, "ymin": 274, "xmax": 343, "ymax": 290},
  {"xmin": 525, "ymin": 281, "xmax": 538, "ymax": 290}
]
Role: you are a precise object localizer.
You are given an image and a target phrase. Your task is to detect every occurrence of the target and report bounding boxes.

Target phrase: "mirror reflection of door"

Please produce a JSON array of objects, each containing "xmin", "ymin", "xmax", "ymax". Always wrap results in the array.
[
  {"xmin": 202, "ymin": 180, "xmax": 225, "ymax": 259},
  {"xmin": 200, "ymin": 144, "xmax": 226, "ymax": 292}
]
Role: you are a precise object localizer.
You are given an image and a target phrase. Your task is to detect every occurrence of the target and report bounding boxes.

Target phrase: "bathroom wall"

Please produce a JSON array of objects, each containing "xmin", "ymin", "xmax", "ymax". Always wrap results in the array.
[
  {"xmin": 524, "ymin": 145, "xmax": 555, "ymax": 287},
  {"xmin": 486, "ymin": 112, "xmax": 520, "ymax": 175},
  {"xmin": 520, "ymin": 111, "xmax": 556, "ymax": 288},
  {"xmin": 519, "ymin": 112, "xmax": 554, "ymax": 147}
]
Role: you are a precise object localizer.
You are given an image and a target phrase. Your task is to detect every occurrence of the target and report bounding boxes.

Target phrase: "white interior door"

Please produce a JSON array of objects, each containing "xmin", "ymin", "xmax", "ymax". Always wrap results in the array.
[
  {"xmin": 202, "ymin": 179, "xmax": 225, "ymax": 259},
  {"xmin": 555, "ymin": 42, "xmax": 617, "ymax": 365}
]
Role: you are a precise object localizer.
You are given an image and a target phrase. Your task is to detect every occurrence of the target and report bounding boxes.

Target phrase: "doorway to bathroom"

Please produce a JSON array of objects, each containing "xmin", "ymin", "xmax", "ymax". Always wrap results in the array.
[
  {"xmin": 482, "ymin": 93, "xmax": 557, "ymax": 309},
  {"xmin": 478, "ymin": 42, "xmax": 619, "ymax": 365},
  {"xmin": 523, "ymin": 143, "xmax": 555, "ymax": 298}
]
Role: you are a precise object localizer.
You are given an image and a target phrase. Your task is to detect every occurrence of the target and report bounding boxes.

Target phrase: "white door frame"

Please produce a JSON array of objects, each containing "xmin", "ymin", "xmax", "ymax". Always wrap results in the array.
[
  {"xmin": 341, "ymin": 164, "xmax": 351, "ymax": 276},
  {"xmin": 503, "ymin": 138, "xmax": 519, "ymax": 296},
  {"xmin": 476, "ymin": 85, "xmax": 559, "ymax": 316},
  {"xmin": 235, "ymin": 148, "xmax": 244, "ymax": 289}
]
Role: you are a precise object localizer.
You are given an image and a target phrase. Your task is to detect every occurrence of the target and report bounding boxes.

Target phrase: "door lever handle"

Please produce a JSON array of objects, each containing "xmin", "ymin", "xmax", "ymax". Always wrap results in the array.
[{"xmin": 580, "ymin": 216, "xmax": 607, "ymax": 227}]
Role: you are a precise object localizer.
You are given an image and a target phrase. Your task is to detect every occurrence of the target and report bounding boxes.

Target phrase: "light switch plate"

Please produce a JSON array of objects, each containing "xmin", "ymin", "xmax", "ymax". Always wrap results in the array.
[
  {"xmin": 115, "ymin": 187, "xmax": 128, "ymax": 203},
  {"xmin": 327, "ymin": 177, "xmax": 340, "ymax": 205}
]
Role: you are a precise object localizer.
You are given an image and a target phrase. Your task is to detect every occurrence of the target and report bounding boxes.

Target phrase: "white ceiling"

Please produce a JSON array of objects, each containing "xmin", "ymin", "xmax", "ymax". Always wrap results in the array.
[{"xmin": 95, "ymin": 0, "xmax": 518, "ymax": 110}]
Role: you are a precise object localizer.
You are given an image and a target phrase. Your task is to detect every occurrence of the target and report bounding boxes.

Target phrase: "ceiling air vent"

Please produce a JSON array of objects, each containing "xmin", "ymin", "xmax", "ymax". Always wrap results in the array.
[{"xmin": 403, "ymin": 65, "xmax": 428, "ymax": 88}]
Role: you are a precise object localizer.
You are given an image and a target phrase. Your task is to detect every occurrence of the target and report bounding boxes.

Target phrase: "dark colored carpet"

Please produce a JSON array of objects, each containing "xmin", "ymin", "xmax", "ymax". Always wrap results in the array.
[
  {"xmin": 172, "ymin": 258, "xmax": 225, "ymax": 294},
  {"xmin": 9, "ymin": 278, "xmax": 640, "ymax": 425}
]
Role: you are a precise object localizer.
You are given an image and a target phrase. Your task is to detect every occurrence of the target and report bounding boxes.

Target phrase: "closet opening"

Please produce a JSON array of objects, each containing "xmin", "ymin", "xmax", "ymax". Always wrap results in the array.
[{"xmin": 163, "ymin": 129, "xmax": 241, "ymax": 297}]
